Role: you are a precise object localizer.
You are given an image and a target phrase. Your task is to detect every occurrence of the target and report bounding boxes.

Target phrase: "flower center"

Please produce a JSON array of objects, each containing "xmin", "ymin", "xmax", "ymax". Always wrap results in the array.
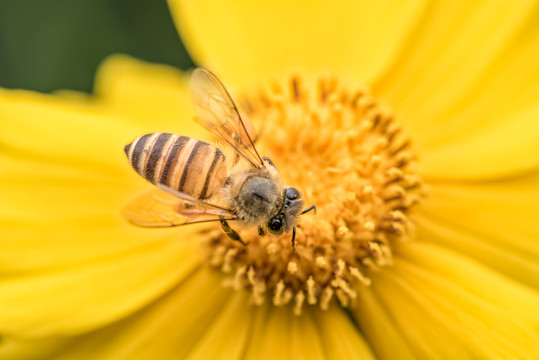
[{"xmin": 200, "ymin": 75, "xmax": 423, "ymax": 314}]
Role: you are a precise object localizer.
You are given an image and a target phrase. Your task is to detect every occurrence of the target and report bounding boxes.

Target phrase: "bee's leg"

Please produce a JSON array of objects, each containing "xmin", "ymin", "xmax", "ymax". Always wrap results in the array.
[
  {"xmin": 291, "ymin": 226, "xmax": 297, "ymax": 250},
  {"xmin": 258, "ymin": 226, "xmax": 266, "ymax": 236},
  {"xmin": 262, "ymin": 156, "xmax": 275, "ymax": 167},
  {"xmin": 220, "ymin": 219, "xmax": 246, "ymax": 246}
]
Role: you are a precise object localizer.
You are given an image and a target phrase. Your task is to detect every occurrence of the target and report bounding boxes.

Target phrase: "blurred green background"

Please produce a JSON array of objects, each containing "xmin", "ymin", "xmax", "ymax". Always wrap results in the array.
[{"xmin": 0, "ymin": 0, "xmax": 194, "ymax": 93}]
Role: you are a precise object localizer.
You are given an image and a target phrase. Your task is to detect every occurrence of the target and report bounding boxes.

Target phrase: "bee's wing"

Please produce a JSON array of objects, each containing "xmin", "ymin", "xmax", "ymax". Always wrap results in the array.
[
  {"xmin": 122, "ymin": 186, "xmax": 236, "ymax": 228},
  {"xmin": 191, "ymin": 68, "xmax": 263, "ymax": 168}
]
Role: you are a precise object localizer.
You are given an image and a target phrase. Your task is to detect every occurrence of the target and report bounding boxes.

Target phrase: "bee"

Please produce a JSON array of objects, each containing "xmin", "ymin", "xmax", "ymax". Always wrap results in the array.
[{"xmin": 123, "ymin": 68, "xmax": 314, "ymax": 248}]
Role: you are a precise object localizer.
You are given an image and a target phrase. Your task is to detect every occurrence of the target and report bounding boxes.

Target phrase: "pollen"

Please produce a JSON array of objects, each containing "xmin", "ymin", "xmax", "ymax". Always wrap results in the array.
[{"xmin": 200, "ymin": 75, "xmax": 423, "ymax": 313}]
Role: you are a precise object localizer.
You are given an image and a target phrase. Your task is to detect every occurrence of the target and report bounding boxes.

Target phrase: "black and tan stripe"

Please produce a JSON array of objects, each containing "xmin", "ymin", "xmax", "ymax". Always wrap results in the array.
[
  {"xmin": 125, "ymin": 133, "xmax": 161, "ymax": 175},
  {"xmin": 159, "ymin": 135, "xmax": 189, "ymax": 186},
  {"xmin": 143, "ymin": 133, "xmax": 173, "ymax": 181},
  {"xmin": 199, "ymin": 150, "xmax": 224, "ymax": 199},
  {"xmin": 124, "ymin": 133, "xmax": 228, "ymax": 199}
]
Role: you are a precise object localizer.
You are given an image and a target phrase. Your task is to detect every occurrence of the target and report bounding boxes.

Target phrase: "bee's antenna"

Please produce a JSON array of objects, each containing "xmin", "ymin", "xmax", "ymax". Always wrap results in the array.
[
  {"xmin": 291, "ymin": 206, "xmax": 315, "ymax": 249},
  {"xmin": 301, "ymin": 205, "xmax": 316, "ymax": 215}
]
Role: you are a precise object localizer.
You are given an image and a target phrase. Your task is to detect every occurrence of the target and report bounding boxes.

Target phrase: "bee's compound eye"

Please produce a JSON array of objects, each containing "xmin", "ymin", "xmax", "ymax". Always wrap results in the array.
[
  {"xmin": 267, "ymin": 217, "xmax": 284, "ymax": 235},
  {"xmin": 269, "ymin": 218, "xmax": 283, "ymax": 230},
  {"xmin": 285, "ymin": 187, "xmax": 300, "ymax": 200}
]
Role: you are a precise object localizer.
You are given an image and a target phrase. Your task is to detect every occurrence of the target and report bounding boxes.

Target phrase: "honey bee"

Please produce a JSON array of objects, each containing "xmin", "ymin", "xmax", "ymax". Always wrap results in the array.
[{"xmin": 123, "ymin": 68, "xmax": 314, "ymax": 248}]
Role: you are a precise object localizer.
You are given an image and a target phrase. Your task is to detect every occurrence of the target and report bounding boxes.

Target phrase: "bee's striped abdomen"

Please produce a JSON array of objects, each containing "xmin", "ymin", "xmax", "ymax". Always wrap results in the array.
[{"xmin": 124, "ymin": 133, "xmax": 227, "ymax": 199}]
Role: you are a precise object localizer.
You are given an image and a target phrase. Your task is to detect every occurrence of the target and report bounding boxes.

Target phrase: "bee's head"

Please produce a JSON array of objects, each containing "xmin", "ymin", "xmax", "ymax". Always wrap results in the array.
[{"xmin": 266, "ymin": 187, "xmax": 304, "ymax": 235}]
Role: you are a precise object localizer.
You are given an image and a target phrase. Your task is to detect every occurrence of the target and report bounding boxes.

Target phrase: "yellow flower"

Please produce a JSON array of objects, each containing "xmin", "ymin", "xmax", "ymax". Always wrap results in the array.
[{"xmin": 2, "ymin": 1, "xmax": 539, "ymax": 359}]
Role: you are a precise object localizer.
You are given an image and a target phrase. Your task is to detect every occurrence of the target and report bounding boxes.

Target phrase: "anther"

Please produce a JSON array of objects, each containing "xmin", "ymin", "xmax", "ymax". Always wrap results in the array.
[
  {"xmin": 350, "ymin": 266, "xmax": 371, "ymax": 286},
  {"xmin": 306, "ymin": 276, "xmax": 317, "ymax": 305},
  {"xmin": 287, "ymin": 261, "xmax": 298, "ymax": 274},
  {"xmin": 266, "ymin": 242, "xmax": 277, "ymax": 254},
  {"xmin": 335, "ymin": 289, "xmax": 350, "ymax": 307},
  {"xmin": 320, "ymin": 287, "xmax": 334, "ymax": 310},
  {"xmin": 222, "ymin": 248, "xmax": 238, "ymax": 273},
  {"xmin": 363, "ymin": 221, "xmax": 376, "ymax": 231},
  {"xmin": 233, "ymin": 265, "xmax": 247, "ymax": 290},
  {"xmin": 293, "ymin": 291, "xmax": 305, "ymax": 316},
  {"xmin": 210, "ymin": 245, "xmax": 227, "ymax": 266},
  {"xmin": 273, "ymin": 280, "xmax": 285, "ymax": 306}
]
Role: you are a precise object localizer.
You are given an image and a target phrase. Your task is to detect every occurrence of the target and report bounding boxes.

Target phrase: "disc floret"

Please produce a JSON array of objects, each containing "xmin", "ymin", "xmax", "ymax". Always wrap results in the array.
[{"xmin": 201, "ymin": 75, "xmax": 423, "ymax": 314}]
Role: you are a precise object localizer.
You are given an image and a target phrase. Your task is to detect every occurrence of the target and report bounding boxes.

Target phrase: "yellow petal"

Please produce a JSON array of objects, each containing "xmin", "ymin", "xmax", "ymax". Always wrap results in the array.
[
  {"xmin": 0, "ymin": 87, "xmax": 140, "ymax": 171},
  {"xmin": 94, "ymin": 55, "xmax": 205, "ymax": 139},
  {"xmin": 169, "ymin": 0, "xmax": 426, "ymax": 88},
  {"xmin": 0, "ymin": 51, "xmax": 222, "ymax": 343},
  {"xmin": 416, "ymin": 216, "xmax": 539, "ymax": 290},
  {"xmin": 243, "ymin": 304, "xmax": 325, "ymax": 360},
  {"xmin": 374, "ymin": 2, "xmax": 539, "ymax": 154},
  {"xmin": 0, "ymin": 155, "xmax": 136, "ymax": 220},
  {"xmin": 416, "ymin": 172, "xmax": 539, "ymax": 287},
  {"xmin": 352, "ymin": 286, "xmax": 416, "ymax": 360},
  {"xmin": 0, "ymin": 153, "xmax": 160, "ymax": 272},
  {"xmin": 53, "ymin": 268, "xmax": 233, "ymax": 359},
  {"xmin": 372, "ymin": 272, "xmax": 468, "ymax": 359},
  {"xmin": 395, "ymin": 242, "xmax": 539, "ymax": 324},
  {"xmin": 0, "ymin": 336, "xmax": 69, "ymax": 360},
  {"xmin": 313, "ymin": 305, "xmax": 376, "ymax": 360},
  {"xmin": 374, "ymin": 245, "xmax": 539, "ymax": 359},
  {"xmin": 0, "ymin": 81, "xmax": 199, "ymax": 272},
  {"xmin": 185, "ymin": 290, "xmax": 252, "ymax": 359},
  {"xmin": 0, "ymin": 234, "xmax": 200, "ymax": 337},
  {"xmin": 420, "ymin": 102, "xmax": 539, "ymax": 180}
]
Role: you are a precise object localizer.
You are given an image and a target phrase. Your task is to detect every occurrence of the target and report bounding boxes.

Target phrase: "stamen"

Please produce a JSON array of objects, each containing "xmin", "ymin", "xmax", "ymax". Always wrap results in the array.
[
  {"xmin": 306, "ymin": 276, "xmax": 317, "ymax": 304},
  {"xmin": 293, "ymin": 291, "xmax": 305, "ymax": 316},
  {"xmin": 350, "ymin": 266, "xmax": 372, "ymax": 286},
  {"xmin": 287, "ymin": 261, "xmax": 298, "ymax": 274},
  {"xmin": 266, "ymin": 242, "xmax": 277, "ymax": 255},
  {"xmin": 320, "ymin": 287, "xmax": 334, "ymax": 310},
  {"xmin": 221, "ymin": 248, "xmax": 237, "ymax": 273},
  {"xmin": 202, "ymin": 75, "xmax": 424, "ymax": 314}
]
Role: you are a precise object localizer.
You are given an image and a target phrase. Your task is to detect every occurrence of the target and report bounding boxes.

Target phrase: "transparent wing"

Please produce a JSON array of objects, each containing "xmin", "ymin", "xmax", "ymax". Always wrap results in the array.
[
  {"xmin": 190, "ymin": 68, "xmax": 263, "ymax": 168},
  {"xmin": 122, "ymin": 186, "xmax": 236, "ymax": 228}
]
